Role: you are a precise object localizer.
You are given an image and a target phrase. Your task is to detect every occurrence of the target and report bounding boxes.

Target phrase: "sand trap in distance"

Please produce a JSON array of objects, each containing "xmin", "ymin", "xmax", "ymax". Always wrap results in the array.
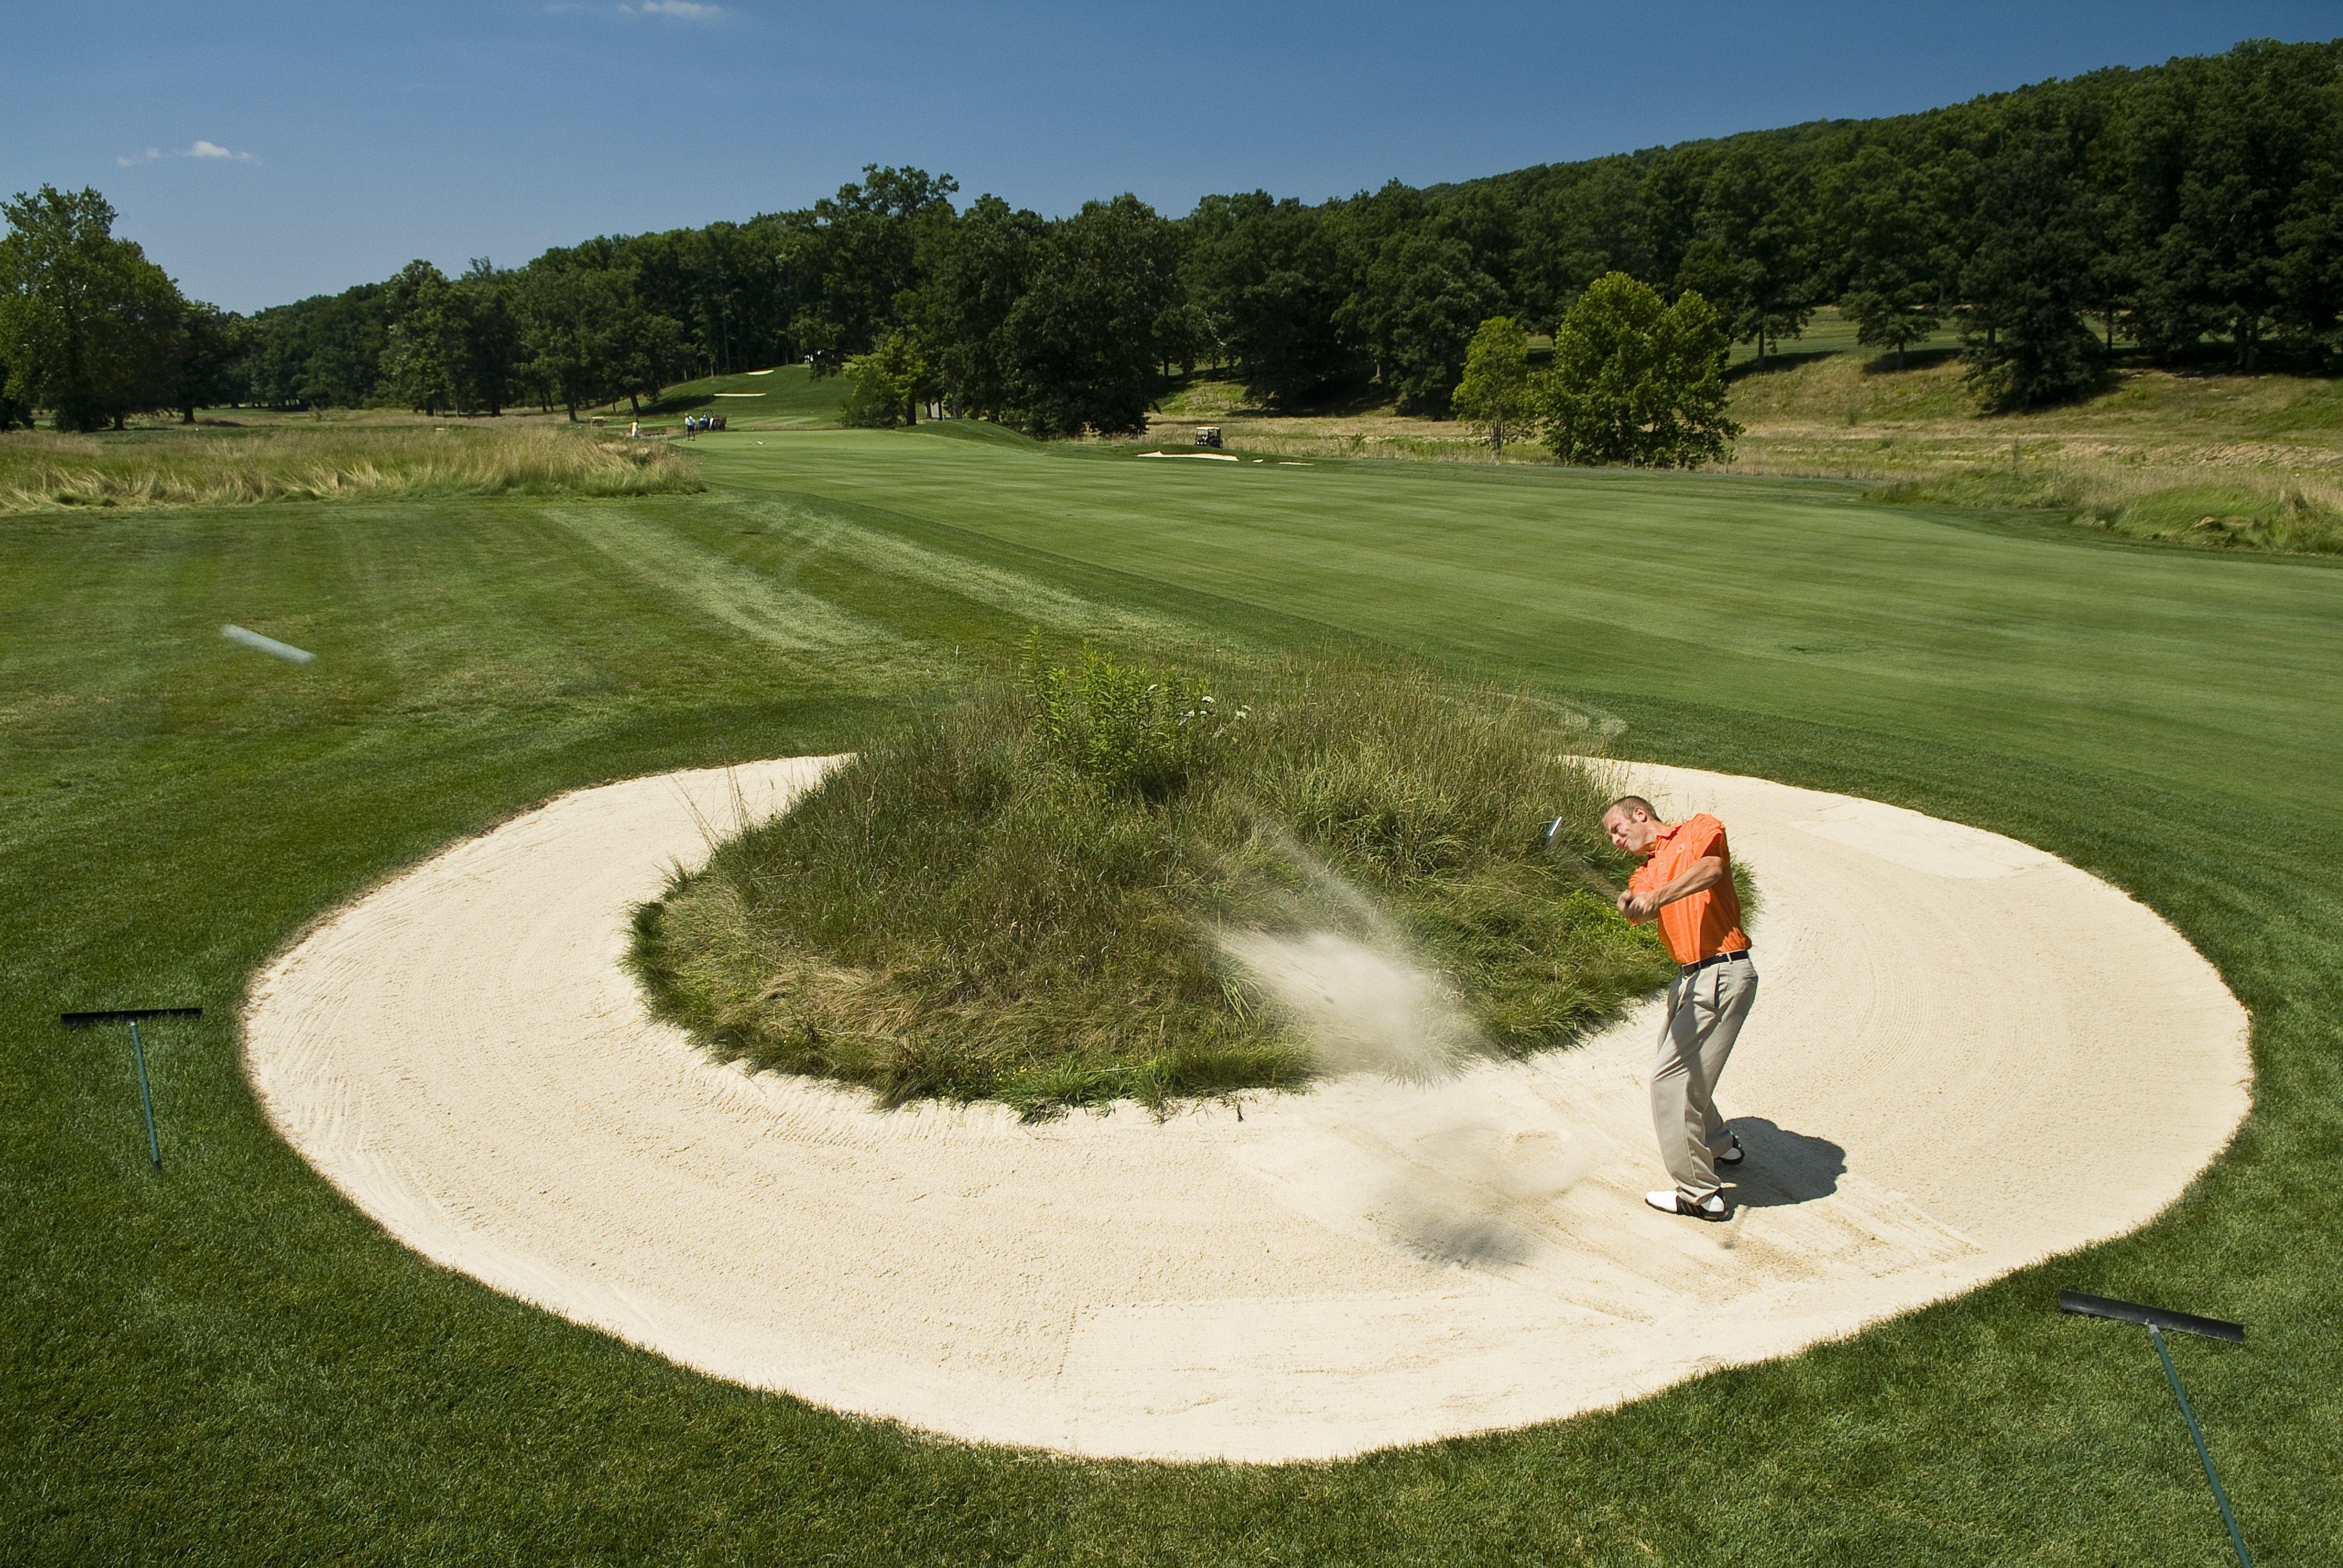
[{"xmin": 243, "ymin": 759, "xmax": 2249, "ymax": 1462}]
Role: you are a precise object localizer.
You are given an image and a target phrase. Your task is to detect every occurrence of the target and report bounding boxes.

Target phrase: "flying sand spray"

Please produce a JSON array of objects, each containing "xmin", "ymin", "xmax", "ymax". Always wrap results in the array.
[{"xmin": 1211, "ymin": 827, "xmax": 1614, "ymax": 1266}]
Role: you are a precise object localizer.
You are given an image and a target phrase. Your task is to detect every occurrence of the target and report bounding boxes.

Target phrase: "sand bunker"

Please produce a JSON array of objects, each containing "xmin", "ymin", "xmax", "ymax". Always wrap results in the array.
[{"xmin": 244, "ymin": 759, "xmax": 2249, "ymax": 1462}]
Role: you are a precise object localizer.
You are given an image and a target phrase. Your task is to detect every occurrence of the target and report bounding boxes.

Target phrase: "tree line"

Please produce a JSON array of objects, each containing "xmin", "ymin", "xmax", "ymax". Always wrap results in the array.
[{"xmin": 5, "ymin": 38, "xmax": 2339, "ymax": 436}]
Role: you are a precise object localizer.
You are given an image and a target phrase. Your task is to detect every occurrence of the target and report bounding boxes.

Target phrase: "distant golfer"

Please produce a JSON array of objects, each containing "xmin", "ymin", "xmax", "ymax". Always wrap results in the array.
[{"xmin": 1602, "ymin": 795, "xmax": 1755, "ymax": 1221}]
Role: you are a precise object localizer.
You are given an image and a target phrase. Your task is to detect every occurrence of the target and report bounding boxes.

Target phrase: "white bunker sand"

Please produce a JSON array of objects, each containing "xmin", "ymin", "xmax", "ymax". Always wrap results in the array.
[{"xmin": 246, "ymin": 759, "xmax": 2249, "ymax": 1462}]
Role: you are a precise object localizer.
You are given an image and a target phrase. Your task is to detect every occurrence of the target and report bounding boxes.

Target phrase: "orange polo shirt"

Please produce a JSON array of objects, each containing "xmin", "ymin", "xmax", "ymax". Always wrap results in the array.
[{"xmin": 1627, "ymin": 814, "xmax": 1748, "ymax": 965}]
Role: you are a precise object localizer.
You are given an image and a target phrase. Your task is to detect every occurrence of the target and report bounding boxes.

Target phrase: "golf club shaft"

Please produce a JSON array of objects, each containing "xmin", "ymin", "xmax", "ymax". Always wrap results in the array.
[{"xmin": 1545, "ymin": 816, "xmax": 1621, "ymax": 900}]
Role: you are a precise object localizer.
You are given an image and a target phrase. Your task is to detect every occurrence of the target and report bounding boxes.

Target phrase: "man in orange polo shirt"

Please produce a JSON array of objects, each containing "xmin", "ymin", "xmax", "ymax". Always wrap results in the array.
[{"xmin": 1602, "ymin": 794, "xmax": 1755, "ymax": 1222}]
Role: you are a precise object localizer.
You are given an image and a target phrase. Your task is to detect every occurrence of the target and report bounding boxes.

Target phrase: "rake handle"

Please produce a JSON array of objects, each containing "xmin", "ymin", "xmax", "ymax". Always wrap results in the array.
[
  {"xmin": 128, "ymin": 1020, "xmax": 162, "ymax": 1171},
  {"xmin": 2150, "ymin": 1325, "xmax": 2251, "ymax": 1567}
]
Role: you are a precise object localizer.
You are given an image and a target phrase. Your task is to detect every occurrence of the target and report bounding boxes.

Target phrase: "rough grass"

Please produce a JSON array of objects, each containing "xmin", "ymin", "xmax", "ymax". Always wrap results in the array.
[
  {"xmin": 1715, "ymin": 346, "xmax": 2343, "ymax": 553},
  {"xmin": 1136, "ymin": 309, "xmax": 2343, "ymax": 553},
  {"xmin": 1871, "ymin": 461, "xmax": 2343, "ymax": 553},
  {"xmin": 0, "ymin": 423, "xmax": 703, "ymax": 513},
  {"xmin": 629, "ymin": 648, "xmax": 1669, "ymax": 1115}
]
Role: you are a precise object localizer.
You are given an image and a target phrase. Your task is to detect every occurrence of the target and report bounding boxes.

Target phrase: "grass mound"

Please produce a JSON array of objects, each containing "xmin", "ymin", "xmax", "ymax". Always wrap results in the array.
[
  {"xmin": 628, "ymin": 647, "xmax": 1672, "ymax": 1117},
  {"xmin": 0, "ymin": 423, "xmax": 702, "ymax": 513}
]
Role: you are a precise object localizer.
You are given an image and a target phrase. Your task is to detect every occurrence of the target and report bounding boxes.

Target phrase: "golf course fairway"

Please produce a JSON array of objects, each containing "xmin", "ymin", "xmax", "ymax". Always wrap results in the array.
[{"xmin": 6, "ymin": 427, "xmax": 2338, "ymax": 1563}]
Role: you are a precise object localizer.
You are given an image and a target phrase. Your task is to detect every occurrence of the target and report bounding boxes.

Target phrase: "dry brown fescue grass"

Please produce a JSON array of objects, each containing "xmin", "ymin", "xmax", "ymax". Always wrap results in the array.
[
  {"xmin": 1722, "ymin": 356, "xmax": 2343, "ymax": 551},
  {"xmin": 1137, "ymin": 355, "xmax": 2343, "ymax": 552},
  {"xmin": 0, "ymin": 423, "xmax": 702, "ymax": 513}
]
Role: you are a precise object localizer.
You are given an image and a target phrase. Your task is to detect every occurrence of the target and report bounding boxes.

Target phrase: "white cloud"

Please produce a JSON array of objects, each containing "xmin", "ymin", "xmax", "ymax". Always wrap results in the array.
[
  {"xmin": 548, "ymin": 1, "xmax": 724, "ymax": 18},
  {"xmin": 118, "ymin": 141, "xmax": 261, "ymax": 166}
]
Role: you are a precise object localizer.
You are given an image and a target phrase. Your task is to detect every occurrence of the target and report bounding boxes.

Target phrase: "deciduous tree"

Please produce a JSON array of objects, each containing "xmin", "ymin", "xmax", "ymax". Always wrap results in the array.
[
  {"xmin": 1451, "ymin": 315, "xmax": 1535, "ymax": 453},
  {"xmin": 455, "ymin": 259, "xmax": 523, "ymax": 415},
  {"xmin": 781, "ymin": 166, "xmax": 958, "ymax": 376},
  {"xmin": 907, "ymin": 193, "xmax": 1042, "ymax": 420},
  {"xmin": 1539, "ymin": 272, "xmax": 1737, "ymax": 468},
  {"xmin": 839, "ymin": 329, "xmax": 932, "ymax": 427},
  {"xmin": 1674, "ymin": 144, "xmax": 1815, "ymax": 366},
  {"xmin": 378, "ymin": 261, "xmax": 463, "ymax": 415},
  {"xmin": 1821, "ymin": 142, "xmax": 1952, "ymax": 368},
  {"xmin": 168, "ymin": 301, "xmax": 245, "ymax": 422},
  {"xmin": 1182, "ymin": 193, "xmax": 1362, "ymax": 406},
  {"xmin": 1342, "ymin": 232, "xmax": 1500, "ymax": 415},
  {"xmin": 0, "ymin": 185, "xmax": 188, "ymax": 430},
  {"xmin": 1959, "ymin": 121, "xmax": 2104, "ymax": 410},
  {"xmin": 998, "ymin": 195, "xmax": 1181, "ymax": 436}
]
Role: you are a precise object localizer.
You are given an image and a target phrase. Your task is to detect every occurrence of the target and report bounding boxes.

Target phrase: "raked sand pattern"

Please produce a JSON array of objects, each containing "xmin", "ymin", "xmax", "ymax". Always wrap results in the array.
[{"xmin": 243, "ymin": 758, "xmax": 2250, "ymax": 1462}]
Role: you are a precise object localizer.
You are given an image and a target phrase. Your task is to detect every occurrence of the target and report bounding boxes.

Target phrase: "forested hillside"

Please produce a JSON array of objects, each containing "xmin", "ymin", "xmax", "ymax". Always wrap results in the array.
[{"xmin": 6, "ymin": 38, "xmax": 2339, "ymax": 435}]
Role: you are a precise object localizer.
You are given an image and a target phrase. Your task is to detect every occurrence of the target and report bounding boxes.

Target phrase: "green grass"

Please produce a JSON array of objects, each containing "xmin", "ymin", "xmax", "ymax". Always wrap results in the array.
[
  {"xmin": 1725, "ymin": 301, "xmax": 1965, "ymax": 368},
  {"xmin": 631, "ymin": 647, "xmax": 1665, "ymax": 1115},
  {"xmin": 5, "ymin": 430, "xmax": 2341, "ymax": 1563},
  {"xmin": 635, "ymin": 362, "xmax": 848, "ymax": 427},
  {"xmin": 0, "ymin": 422, "xmax": 702, "ymax": 512}
]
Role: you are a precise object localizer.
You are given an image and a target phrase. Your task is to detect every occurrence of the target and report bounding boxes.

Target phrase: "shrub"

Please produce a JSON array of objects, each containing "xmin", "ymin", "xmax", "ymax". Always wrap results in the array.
[{"xmin": 1025, "ymin": 636, "xmax": 1241, "ymax": 798}]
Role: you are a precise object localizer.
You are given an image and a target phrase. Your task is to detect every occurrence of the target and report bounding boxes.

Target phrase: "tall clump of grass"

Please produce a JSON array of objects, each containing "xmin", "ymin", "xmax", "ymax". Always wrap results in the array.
[
  {"xmin": 0, "ymin": 424, "xmax": 702, "ymax": 513},
  {"xmin": 629, "ymin": 644, "xmax": 1670, "ymax": 1117}
]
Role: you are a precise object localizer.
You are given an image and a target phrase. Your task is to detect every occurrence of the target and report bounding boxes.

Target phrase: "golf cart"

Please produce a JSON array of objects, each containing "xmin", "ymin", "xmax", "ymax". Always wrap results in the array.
[{"xmin": 1195, "ymin": 426, "xmax": 1223, "ymax": 448}]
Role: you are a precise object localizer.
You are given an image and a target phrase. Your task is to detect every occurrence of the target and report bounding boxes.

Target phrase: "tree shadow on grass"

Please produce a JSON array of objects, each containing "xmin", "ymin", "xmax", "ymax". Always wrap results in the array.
[
  {"xmin": 1859, "ymin": 345, "xmax": 1963, "ymax": 375},
  {"xmin": 1723, "ymin": 1116, "xmax": 1846, "ymax": 1208},
  {"xmin": 1723, "ymin": 349, "xmax": 1839, "ymax": 383}
]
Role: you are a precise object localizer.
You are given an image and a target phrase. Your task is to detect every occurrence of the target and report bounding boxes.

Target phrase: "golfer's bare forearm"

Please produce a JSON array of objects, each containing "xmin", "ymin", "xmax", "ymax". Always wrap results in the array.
[
  {"xmin": 1624, "ymin": 856, "xmax": 1726, "ymax": 921},
  {"xmin": 1655, "ymin": 857, "xmax": 1726, "ymax": 906}
]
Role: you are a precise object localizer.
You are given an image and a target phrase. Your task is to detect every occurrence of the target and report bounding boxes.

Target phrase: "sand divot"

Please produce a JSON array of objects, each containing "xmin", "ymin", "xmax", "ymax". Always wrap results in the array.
[{"xmin": 244, "ymin": 758, "xmax": 2250, "ymax": 1462}]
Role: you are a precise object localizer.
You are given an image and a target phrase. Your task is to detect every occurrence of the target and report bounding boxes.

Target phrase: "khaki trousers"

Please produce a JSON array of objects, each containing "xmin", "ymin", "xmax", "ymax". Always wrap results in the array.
[{"xmin": 1652, "ymin": 956, "xmax": 1758, "ymax": 1202}]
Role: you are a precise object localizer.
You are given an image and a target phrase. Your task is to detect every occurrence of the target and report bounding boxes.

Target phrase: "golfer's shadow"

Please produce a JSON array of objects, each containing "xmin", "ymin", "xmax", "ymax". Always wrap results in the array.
[{"xmin": 1723, "ymin": 1117, "xmax": 1845, "ymax": 1208}]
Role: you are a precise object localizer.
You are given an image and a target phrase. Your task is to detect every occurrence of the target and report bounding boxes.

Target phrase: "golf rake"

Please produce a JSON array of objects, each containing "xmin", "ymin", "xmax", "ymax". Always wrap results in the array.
[
  {"xmin": 60, "ymin": 1007, "xmax": 203, "ymax": 1171},
  {"xmin": 2060, "ymin": 1289, "xmax": 2253, "ymax": 1566}
]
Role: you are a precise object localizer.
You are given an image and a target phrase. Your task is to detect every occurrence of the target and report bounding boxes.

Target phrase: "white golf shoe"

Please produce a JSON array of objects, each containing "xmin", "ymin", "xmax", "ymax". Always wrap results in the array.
[{"xmin": 1646, "ymin": 1189, "xmax": 1730, "ymax": 1221}]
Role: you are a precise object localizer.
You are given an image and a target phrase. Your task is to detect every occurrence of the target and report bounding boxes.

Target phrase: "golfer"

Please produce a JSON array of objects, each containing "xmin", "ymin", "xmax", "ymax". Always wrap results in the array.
[{"xmin": 1602, "ymin": 795, "xmax": 1755, "ymax": 1221}]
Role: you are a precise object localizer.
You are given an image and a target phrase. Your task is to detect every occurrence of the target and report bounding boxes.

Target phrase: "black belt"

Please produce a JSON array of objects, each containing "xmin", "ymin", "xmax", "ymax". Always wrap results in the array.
[{"xmin": 1679, "ymin": 949, "xmax": 1751, "ymax": 976}]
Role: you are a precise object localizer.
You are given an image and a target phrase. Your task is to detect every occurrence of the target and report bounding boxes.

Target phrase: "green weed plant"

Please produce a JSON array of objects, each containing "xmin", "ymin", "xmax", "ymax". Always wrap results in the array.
[
  {"xmin": 1026, "ymin": 635, "xmax": 1236, "ymax": 799},
  {"xmin": 629, "ymin": 647, "xmax": 1667, "ymax": 1116}
]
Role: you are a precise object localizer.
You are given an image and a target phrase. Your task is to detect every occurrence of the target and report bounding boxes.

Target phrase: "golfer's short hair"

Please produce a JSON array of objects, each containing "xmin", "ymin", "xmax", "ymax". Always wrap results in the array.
[{"xmin": 1603, "ymin": 794, "xmax": 1658, "ymax": 822}]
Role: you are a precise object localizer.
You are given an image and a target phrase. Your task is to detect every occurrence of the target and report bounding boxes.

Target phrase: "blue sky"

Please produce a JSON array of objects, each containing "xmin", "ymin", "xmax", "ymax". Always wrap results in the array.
[{"xmin": 6, "ymin": 2, "xmax": 2337, "ymax": 313}]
